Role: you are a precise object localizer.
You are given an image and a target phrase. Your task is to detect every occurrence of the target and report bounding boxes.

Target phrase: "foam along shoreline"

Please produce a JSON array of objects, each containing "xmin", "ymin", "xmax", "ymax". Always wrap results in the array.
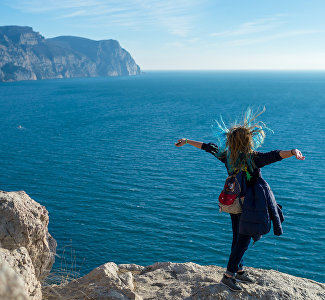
[{"xmin": 0, "ymin": 190, "xmax": 324, "ymax": 299}]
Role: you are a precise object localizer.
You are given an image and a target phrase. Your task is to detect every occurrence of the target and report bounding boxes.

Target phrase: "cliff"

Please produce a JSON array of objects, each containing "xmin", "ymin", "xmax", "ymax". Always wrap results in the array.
[
  {"xmin": 0, "ymin": 190, "xmax": 56, "ymax": 299},
  {"xmin": 0, "ymin": 190, "xmax": 324, "ymax": 300},
  {"xmin": 0, "ymin": 26, "xmax": 141, "ymax": 82}
]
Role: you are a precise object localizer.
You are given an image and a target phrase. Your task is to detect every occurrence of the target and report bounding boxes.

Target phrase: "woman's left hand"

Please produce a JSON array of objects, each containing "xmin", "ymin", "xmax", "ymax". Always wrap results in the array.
[{"xmin": 175, "ymin": 138, "xmax": 186, "ymax": 147}]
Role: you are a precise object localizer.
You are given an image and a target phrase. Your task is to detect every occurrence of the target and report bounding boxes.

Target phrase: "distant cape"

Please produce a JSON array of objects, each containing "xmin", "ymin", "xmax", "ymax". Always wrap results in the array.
[{"xmin": 0, "ymin": 26, "xmax": 141, "ymax": 82}]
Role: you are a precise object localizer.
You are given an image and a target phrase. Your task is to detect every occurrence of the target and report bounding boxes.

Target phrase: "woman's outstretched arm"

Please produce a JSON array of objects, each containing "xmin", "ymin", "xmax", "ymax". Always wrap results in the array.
[
  {"xmin": 280, "ymin": 149, "xmax": 305, "ymax": 160},
  {"xmin": 175, "ymin": 138, "xmax": 203, "ymax": 149}
]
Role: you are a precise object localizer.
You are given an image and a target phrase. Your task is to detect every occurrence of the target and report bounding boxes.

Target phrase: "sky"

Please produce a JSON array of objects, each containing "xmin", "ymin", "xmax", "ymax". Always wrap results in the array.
[{"xmin": 1, "ymin": 0, "xmax": 325, "ymax": 70}]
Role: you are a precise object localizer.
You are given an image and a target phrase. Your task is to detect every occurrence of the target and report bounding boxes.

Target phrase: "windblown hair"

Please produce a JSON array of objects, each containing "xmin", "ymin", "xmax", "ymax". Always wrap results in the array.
[
  {"xmin": 212, "ymin": 107, "xmax": 269, "ymax": 173},
  {"xmin": 226, "ymin": 108, "xmax": 266, "ymax": 172}
]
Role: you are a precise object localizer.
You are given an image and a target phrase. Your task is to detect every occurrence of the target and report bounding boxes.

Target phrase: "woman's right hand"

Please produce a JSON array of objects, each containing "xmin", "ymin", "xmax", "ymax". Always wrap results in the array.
[
  {"xmin": 175, "ymin": 138, "xmax": 186, "ymax": 147},
  {"xmin": 292, "ymin": 149, "xmax": 305, "ymax": 160}
]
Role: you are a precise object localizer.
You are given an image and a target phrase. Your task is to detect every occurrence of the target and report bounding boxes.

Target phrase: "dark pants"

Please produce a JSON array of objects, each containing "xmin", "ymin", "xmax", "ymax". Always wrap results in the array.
[{"xmin": 226, "ymin": 213, "xmax": 251, "ymax": 276}]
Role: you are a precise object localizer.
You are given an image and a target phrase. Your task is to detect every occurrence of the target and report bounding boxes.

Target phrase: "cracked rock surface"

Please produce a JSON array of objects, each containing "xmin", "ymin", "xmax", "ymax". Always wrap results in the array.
[
  {"xmin": 0, "ymin": 259, "xmax": 28, "ymax": 300},
  {"xmin": 0, "ymin": 190, "xmax": 57, "ymax": 299},
  {"xmin": 43, "ymin": 261, "xmax": 325, "ymax": 300},
  {"xmin": 1, "ymin": 190, "xmax": 324, "ymax": 300}
]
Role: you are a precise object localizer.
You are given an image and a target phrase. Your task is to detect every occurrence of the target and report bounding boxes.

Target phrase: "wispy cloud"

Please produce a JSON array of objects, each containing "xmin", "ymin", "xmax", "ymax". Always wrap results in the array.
[
  {"xmin": 208, "ymin": 14, "xmax": 322, "ymax": 47},
  {"xmin": 165, "ymin": 37, "xmax": 200, "ymax": 49},
  {"xmin": 210, "ymin": 15, "xmax": 286, "ymax": 37},
  {"xmin": 226, "ymin": 30, "xmax": 321, "ymax": 46},
  {"xmin": 6, "ymin": 0, "xmax": 201, "ymax": 37},
  {"xmin": 135, "ymin": 0, "xmax": 197, "ymax": 37},
  {"xmin": 6, "ymin": 0, "xmax": 103, "ymax": 13}
]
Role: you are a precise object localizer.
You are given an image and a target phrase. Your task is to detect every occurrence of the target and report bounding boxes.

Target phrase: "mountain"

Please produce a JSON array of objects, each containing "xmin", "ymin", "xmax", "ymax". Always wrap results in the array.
[{"xmin": 0, "ymin": 26, "xmax": 141, "ymax": 82}]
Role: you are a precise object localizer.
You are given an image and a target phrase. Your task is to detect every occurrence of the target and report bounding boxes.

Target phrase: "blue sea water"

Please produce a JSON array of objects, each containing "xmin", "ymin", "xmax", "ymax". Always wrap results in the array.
[{"xmin": 0, "ymin": 71, "xmax": 324, "ymax": 283}]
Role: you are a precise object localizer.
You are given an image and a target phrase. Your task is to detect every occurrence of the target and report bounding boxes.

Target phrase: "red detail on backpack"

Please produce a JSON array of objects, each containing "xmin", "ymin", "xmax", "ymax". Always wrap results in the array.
[
  {"xmin": 218, "ymin": 192, "xmax": 237, "ymax": 205},
  {"xmin": 218, "ymin": 174, "xmax": 241, "ymax": 206}
]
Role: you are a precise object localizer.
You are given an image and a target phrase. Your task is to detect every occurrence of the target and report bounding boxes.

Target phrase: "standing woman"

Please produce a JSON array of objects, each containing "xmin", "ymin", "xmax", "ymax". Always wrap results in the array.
[{"xmin": 174, "ymin": 108, "xmax": 305, "ymax": 292}]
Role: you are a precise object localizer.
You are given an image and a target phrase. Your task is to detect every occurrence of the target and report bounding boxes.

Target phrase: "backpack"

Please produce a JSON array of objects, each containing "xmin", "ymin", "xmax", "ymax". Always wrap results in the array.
[{"xmin": 218, "ymin": 172, "xmax": 244, "ymax": 214}]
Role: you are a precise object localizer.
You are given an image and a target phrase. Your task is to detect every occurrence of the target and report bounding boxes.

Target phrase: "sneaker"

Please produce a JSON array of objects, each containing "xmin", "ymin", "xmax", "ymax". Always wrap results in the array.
[
  {"xmin": 235, "ymin": 271, "xmax": 254, "ymax": 283},
  {"xmin": 220, "ymin": 275, "xmax": 242, "ymax": 292}
]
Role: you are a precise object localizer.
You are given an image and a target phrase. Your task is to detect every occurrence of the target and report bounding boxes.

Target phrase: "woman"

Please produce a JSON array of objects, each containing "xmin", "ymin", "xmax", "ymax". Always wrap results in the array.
[{"xmin": 174, "ymin": 108, "xmax": 305, "ymax": 292}]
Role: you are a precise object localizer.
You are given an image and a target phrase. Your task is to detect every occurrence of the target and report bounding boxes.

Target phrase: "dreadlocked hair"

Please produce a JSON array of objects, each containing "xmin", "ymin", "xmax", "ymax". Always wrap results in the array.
[{"xmin": 226, "ymin": 108, "xmax": 266, "ymax": 173}]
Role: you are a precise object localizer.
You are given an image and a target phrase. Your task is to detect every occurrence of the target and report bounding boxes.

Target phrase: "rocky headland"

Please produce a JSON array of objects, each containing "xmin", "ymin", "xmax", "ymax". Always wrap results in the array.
[
  {"xmin": 0, "ymin": 26, "xmax": 141, "ymax": 82},
  {"xmin": 0, "ymin": 190, "xmax": 324, "ymax": 300}
]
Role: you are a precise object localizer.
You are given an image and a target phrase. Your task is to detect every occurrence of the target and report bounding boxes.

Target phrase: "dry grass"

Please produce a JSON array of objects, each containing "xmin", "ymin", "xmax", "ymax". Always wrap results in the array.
[{"xmin": 41, "ymin": 243, "xmax": 86, "ymax": 299}]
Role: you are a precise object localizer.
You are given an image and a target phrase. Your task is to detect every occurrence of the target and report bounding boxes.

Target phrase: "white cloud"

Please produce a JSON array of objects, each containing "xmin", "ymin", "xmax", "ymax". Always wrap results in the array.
[
  {"xmin": 226, "ymin": 30, "xmax": 321, "ymax": 46},
  {"xmin": 59, "ymin": 10, "xmax": 88, "ymax": 19},
  {"xmin": 5, "ymin": 0, "xmax": 202, "ymax": 37},
  {"xmin": 6, "ymin": 0, "xmax": 103, "ymax": 13},
  {"xmin": 210, "ymin": 15, "xmax": 286, "ymax": 37},
  {"xmin": 208, "ymin": 14, "xmax": 323, "ymax": 48},
  {"xmin": 135, "ymin": 0, "xmax": 197, "ymax": 37},
  {"xmin": 164, "ymin": 37, "xmax": 201, "ymax": 49}
]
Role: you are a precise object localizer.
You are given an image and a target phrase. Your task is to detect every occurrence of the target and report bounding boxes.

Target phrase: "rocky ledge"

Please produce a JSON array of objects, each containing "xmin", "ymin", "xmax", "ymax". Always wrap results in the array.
[
  {"xmin": 0, "ymin": 190, "xmax": 324, "ymax": 300},
  {"xmin": 0, "ymin": 191, "xmax": 56, "ymax": 299},
  {"xmin": 43, "ymin": 262, "xmax": 325, "ymax": 300}
]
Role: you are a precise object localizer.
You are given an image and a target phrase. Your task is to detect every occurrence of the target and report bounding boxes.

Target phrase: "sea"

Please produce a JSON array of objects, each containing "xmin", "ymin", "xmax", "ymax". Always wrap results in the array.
[{"xmin": 0, "ymin": 71, "xmax": 324, "ymax": 283}]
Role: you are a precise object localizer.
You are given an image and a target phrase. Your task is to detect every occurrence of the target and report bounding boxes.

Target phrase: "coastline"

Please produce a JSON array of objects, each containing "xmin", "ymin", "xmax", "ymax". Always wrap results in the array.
[{"xmin": 0, "ymin": 190, "xmax": 324, "ymax": 299}]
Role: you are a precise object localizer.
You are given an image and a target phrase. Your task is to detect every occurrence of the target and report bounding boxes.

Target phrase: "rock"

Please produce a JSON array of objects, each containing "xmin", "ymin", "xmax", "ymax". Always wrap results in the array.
[
  {"xmin": 0, "ymin": 190, "xmax": 57, "ymax": 299},
  {"xmin": 0, "ymin": 191, "xmax": 56, "ymax": 280},
  {"xmin": 0, "ymin": 190, "xmax": 322, "ymax": 300},
  {"xmin": 0, "ymin": 259, "xmax": 28, "ymax": 300},
  {"xmin": 43, "ymin": 261, "xmax": 325, "ymax": 300},
  {"xmin": 0, "ymin": 26, "xmax": 141, "ymax": 82},
  {"xmin": 0, "ymin": 248, "xmax": 41, "ymax": 299},
  {"xmin": 43, "ymin": 262, "xmax": 142, "ymax": 300}
]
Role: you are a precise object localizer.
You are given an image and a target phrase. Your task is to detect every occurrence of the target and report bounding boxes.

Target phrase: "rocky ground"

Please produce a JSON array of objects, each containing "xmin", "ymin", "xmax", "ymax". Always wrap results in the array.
[
  {"xmin": 0, "ymin": 190, "xmax": 324, "ymax": 300},
  {"xmin": 42, "ymin": 262, "xmax": 325, "ymax": 300}
]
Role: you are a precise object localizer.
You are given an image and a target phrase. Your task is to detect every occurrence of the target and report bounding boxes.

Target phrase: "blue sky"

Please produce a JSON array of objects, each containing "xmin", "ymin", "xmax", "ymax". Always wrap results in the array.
[{"xmin": 1, "ymin": 0, "xmax": 325, "ymax": 70}]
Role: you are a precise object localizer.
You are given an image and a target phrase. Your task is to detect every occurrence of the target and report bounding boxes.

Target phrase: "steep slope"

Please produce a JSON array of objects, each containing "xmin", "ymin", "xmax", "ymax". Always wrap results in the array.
[{"xmin": 0, "ymin": 26, "xmax": 141, "ymax": 82}]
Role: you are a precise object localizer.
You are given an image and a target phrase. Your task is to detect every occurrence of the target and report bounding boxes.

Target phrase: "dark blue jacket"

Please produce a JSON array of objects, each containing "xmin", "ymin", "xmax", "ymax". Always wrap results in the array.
[{"xmin": 201, "ymin": 143, "xmax": 284, "ymax": 241}]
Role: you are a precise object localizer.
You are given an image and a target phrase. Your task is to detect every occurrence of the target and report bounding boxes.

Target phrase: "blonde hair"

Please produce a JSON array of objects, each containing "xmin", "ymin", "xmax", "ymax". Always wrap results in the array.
[{"xmin": 226, "ymin": 108, "xmax": 266, "ymax": 172}]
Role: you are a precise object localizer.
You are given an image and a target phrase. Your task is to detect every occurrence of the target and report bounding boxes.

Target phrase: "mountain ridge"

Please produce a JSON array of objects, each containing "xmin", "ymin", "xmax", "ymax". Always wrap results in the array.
[{"xmin": 0, "ymin": 26, "xmax": 141, "ymax": 82}]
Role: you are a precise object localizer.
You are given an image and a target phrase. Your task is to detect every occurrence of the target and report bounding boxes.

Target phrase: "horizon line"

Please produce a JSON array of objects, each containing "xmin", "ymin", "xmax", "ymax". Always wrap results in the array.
[{"xmin": 141, "ymin": 69, "xmax": 325, "ymax": 72}]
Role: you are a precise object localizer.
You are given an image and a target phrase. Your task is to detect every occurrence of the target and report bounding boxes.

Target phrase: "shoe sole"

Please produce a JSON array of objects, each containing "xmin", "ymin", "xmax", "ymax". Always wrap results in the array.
[
  {"xmin": 235, "ymin": 278, "xmax": 254, "ymax": 284},
  {"xmin": 220, "ymin": 280, "xmax": 242, "ymax": 292}
]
